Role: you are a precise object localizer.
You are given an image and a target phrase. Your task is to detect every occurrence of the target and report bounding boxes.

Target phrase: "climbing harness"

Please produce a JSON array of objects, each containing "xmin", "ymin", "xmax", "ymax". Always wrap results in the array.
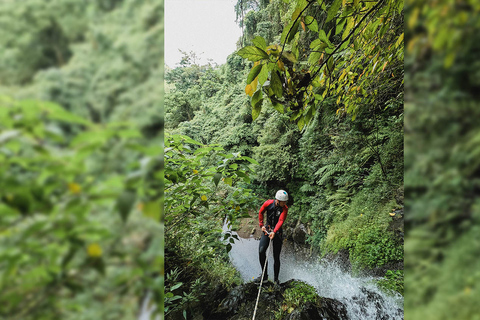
[{"xmin": 252, "ymin": 235, "xmax": 272, "ymax": 320}]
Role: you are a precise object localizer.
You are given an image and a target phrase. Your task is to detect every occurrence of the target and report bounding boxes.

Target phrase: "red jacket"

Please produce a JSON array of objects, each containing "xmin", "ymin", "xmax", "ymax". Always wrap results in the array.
[{"xmin": 258, "ymin": 199, "xmax": 288, "ymax": 233}]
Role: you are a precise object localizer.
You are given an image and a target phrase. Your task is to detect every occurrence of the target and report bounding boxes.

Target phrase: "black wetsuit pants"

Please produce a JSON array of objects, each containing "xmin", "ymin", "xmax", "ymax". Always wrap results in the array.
[{"xmin": 258, "ymin": 233, "xmax": 283, "ymax": 280}]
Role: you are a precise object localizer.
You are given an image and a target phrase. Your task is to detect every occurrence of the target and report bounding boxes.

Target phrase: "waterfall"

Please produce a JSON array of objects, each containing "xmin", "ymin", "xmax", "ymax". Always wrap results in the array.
[{"xmin": 226, "ymin": 230, "xmax": 403, "ymax": 320}]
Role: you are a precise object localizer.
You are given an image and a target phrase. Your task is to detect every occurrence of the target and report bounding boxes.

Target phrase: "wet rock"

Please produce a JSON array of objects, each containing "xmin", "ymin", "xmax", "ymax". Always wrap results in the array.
[
  {"xmin": 389, "ymin": 207, "xmax": 404, "ymax": 244},
  {"xmin": 318, "ymin": 298, "xmax": 350, "ymax": 319},
  {"xmin": 394, "ymin": 186, "xmax": 404, "ymax": 206},
  {"xmin": 350, "ymin": 287, "xmax": 403, "ymax": 320},
  {"xmin": 198, "ymin": 284, "xmax": 229, "ymax": 319},
  {"xmin": 217, "ymin": 286, "xmax": 246, "ymax": 314},
  {"xmin": 284, "ymin": 300, "xmax": 349, "ymax": 320},
  {"xmin": 285, "ymin": 307, "xmax": 311, "ymax": 320},
  {"xmin": 203, "ymin": 280, "xmax": 350, "ymax": 320},
  {"xmin": 368, "ymin": 260, "xmax": 404, "ymax": 277},
  {"xmin": 293, "ymin": 223, "xmax": 308, "ymax": 245}
]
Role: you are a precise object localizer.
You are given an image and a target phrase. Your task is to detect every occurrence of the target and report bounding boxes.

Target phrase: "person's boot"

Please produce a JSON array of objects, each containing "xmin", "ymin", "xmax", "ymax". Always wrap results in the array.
[{"xmin": 274, "ymin": 278, "xmax": 280, "ymax": 286}]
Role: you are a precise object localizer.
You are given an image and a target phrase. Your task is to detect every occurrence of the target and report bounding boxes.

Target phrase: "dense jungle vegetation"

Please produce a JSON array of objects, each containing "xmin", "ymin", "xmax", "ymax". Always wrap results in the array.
[
  {"xmin": 404, "ymin": 0, "xmax": 480, "ymax": 319},
  {"xmin": 0, "ymin": 0, "xmax": 164, "ymax": 319},
  {"xmin": 164, "ymin": 0, "xmax": 404, "ymax": 318}
]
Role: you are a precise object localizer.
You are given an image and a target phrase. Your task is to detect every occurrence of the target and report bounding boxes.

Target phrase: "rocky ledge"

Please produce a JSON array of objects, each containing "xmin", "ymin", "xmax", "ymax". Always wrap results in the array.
[{"xmin": 203, "ymin": 280, "xmax": 349, "ymax": 320}]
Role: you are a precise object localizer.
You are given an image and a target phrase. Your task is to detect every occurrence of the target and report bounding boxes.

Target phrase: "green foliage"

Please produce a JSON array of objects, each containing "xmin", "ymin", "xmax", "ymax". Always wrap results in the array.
[
  {"xmin": 164, "ymin": 133, "xmax": 257, "ymax": 227},
  {"xmin": 0, "ymin": 0, "xmax": 163, "ymax": 135},
  {"xmin": 0, "ymin": 0, "xmax": 83, "ymax": 84},
  {"xmin": 164, "ymin": 133, "xmax": 260, "ymax": 316},
  {"xmin": 320, "ymin": 193, "xmax": 402, "ymax": 270},
  {"xmin": 275, "ymin": 280, "xmax": 320, "ymax": 318},
  {"xmin": 238, "ymin": 0, "xmax": 403, "ymax": 128},
  {"xmin": 165, "ymin": 91, "xmax": 195, "ymax": 128},
  {"xmin": 285, "ymin": 97, "xmax": 404, "ymax": 270},
  {"xmin": 351, "ymin": 222, "xmax": 403, "ymax": 268},
  {"xmin": 377, "ymin": 270, "xmax": 404, "ymax": 296},
  {"xmin": 283, "ymin": 281, "xmax": 319, "ymax": 308},
  {"xmin": 404, "ymin": 0, "xmax": 480, "ymax": 317},
  {"xmin": 164, "ymin": 1, "xmax": 403, "ymax": 276},
  {"xmin": 164, "ymin": 268, "xmax": 208, "ymax": 319},
  {"xmin": 0, "ymin": 1, "xmax": 164, "ymax": 318},
  {"xmin": 0, "ymin": 98, "xmax": 164, "ymax": 319},
  {"xmin": 252, "ymin": 113, "xmax": 301, "ymax": 183}
]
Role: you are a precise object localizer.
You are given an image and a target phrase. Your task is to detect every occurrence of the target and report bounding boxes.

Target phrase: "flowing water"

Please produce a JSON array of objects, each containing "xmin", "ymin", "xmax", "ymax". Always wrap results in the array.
[
  {"xmin": 225, "ymin": 224, "xmax": 404, "ymax": 320},
  {"xmin": 139, "ymin": 291, "xmax": 162, "ymax": 320}
]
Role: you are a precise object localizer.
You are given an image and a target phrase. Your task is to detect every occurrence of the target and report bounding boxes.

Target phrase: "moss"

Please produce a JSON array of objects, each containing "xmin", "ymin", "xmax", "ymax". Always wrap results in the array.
[
  {"xmin": 282, "ymin": 281, "xmax": 320, "ymax": 308},
  {"xmin": 376, "ymin": 270, "xmax": 404, "ymax": 296}
]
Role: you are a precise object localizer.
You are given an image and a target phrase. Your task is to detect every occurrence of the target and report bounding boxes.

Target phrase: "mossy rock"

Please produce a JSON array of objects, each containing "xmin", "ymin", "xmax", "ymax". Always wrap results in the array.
[{"xmin": 203, "ymin": 280, "xmax": 349, "ymax": 320}]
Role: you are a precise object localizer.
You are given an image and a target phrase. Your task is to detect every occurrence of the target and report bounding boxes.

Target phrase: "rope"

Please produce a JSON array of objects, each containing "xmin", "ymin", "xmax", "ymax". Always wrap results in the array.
[{"xmin": 252, "ymin": 236, "xmax": 272, "ymax": 320}]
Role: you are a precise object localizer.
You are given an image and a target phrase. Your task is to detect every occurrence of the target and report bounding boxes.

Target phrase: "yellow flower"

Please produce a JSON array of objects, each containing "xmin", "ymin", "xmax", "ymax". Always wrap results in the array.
[
  {"xmin": 68, "ymin": 182, "xmax": 81, "ymax": 194},
  {"xmin": 235, "ymin": 206, "xmax": 240, "ymax": 211},
  {"xmin": 201, "ymin": 195, "xmax": 207, "ymax": 201},
  {"xmin": 193, "ymin": 170, "xmax": 198, "ymax": 174},
  {"xmin": 87, "ymin": 243, "xmax": 102, "ymax": 258}
]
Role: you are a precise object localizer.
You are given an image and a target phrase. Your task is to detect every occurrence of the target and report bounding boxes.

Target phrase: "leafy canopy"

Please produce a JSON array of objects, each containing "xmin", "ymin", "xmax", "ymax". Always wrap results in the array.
[{"xmin": 238, "ymin": 0, "xmax": 403, "ymax": 128}]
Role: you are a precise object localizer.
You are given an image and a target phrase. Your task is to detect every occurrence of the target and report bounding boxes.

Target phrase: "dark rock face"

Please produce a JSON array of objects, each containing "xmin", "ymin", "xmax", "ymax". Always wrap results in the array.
[
  {"xmin": 284, "ymin": 299, "xmax": 349, "ymax": 320},
  {"xmin": 292, "ymin": 224, "xmax": 308, "ymax": 245},
  {"xmin": 202, "ymin": 280, "xmax": 349, "ymax": 320}
]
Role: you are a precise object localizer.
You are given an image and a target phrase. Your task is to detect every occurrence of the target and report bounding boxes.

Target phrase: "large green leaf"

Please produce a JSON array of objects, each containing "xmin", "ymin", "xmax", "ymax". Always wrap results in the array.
[
  {"xmin": 247, "ymin": 64, "xmax": 263, "ymax": 84},
  {"xmin": 252, "ymin": 102, "xmax": 262, "ymax": 121},
  {"xmin": 327, "ymin": 0, "xmax": 342, "ymax": 23},
  {"xmin": 40, "ymin": 102, "xmax": 92, "ymax": 127},
  {"xmin": 258, "ymin": 65, "xmax": 269, "ymax": 85},
  {"xmin": 288, "ymin": 20, "xmax": 300, "ymax": 43},
  {"xmin": 282, "ymin": 51, "xmax": 297, "ymax": 63},
  {"xmin": 270, "ymin": 71, "xmax": 283, "ymax": 98},
  {"xmin": 70, "ymin": 130, "xmax": 114, "ymax": 147},
  {"xmin": 213, "ymin": 172, "xmax": 222, "ymax": 187},
  {"xmin": 297, "ymin": 116, "xmax": 305, "ymax": 131},
  {"xmin": 281, "ymin": 19, "xmax": 300, "ymax": 45},
  {"xmin": 252, "ymin": 36, "xmax": 267, "ymax": 50},
  {"xmin": 336, "ymin": 18, "xmax": 347, "ymax": 35},
  {"xmin": 251, "ymin": 89, "xmax": 263, "ymax": 108},
  {"xmin": 116, "ymin": 190, "xmax": 136, "ymax": 223},
  {"xmin": 310, "ymin": 39, "xmax": 321, "ymax": 49},
  {"xmin": 252, "ymin": 88, "xmax": 263, "ymax": 120},
  {"xmin": 308, "ymin": 51, "xmax": 323, "ymax": 65},
  {"xmin": 319, "ymin": 30, "xmax": 332, "ymax": 47},
  {"xmin": 238, "ymin": 156, "xmax": 259, "ymax": 165},
  {"xmin": 272, "ymin": 101, "xmax": 284, "ymax": 114},
  {"xmin": 237, "ymin": 46, "xmax": 269, "ymax": 62},
  {"xmin": 304, "ymin": 16, "xmax": 318, "ymax": 32}
]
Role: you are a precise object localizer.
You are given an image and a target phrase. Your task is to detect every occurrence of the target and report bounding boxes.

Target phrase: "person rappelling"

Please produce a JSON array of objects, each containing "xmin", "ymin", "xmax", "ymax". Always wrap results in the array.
[{"xmin": 254, "ymin": 190, "xmax": 289, "ymax": 285}]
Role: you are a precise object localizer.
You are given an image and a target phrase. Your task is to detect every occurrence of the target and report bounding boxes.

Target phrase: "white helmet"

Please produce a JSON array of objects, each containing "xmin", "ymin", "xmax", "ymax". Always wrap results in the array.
[{"xmin": 275, "ymin": 190, "xmax": 288, "ymax": 201}]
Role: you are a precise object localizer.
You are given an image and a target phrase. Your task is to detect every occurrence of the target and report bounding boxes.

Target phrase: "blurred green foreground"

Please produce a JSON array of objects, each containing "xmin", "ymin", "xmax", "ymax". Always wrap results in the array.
[
  {"xmin": 405, "ymin": 0, "xmax": 480, "ymax": 319},
  {"xmin": 0, "ymin": 0, "xmax": 164, "ymax": 319}
]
